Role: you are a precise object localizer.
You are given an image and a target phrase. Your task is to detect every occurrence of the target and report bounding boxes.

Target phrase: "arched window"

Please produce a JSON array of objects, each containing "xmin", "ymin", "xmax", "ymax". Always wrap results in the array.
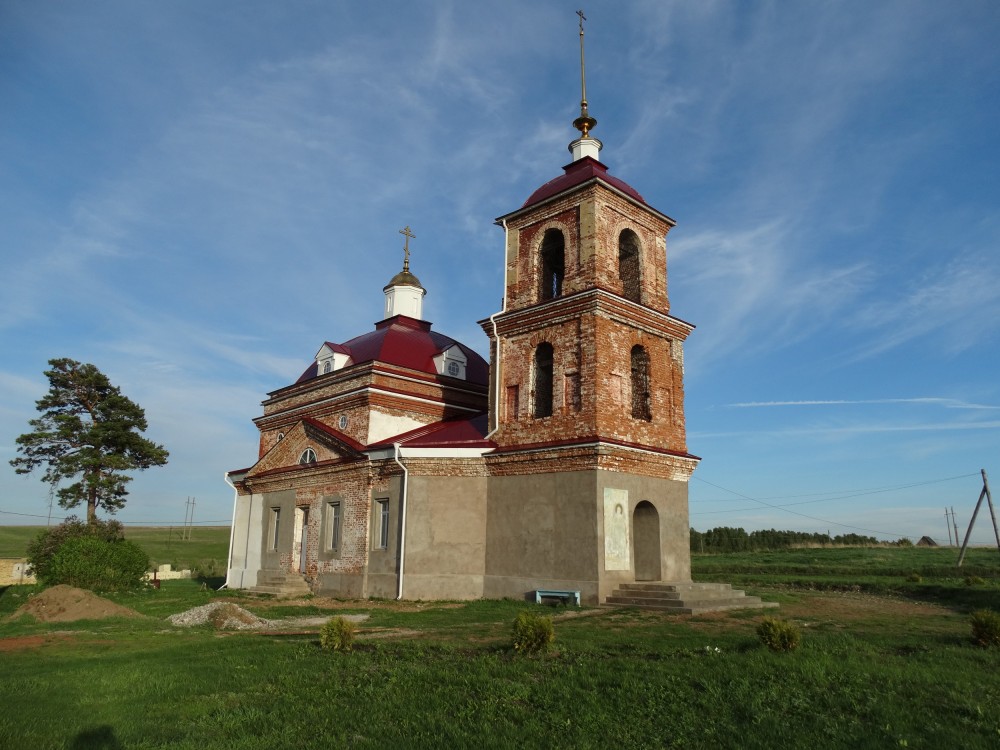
[
  {"xmin": 322, "ymin": 360, "xmax": 332, "ymax": 374},
  {"xmin": 619, "ymin": 229, "xmax": 641, "ymax": 303},
  {"xmin": 630, "ymin": 345, "xmax": 652, "ymax": 421},
  {"xmin": 533, "ymin": 343, "xmax": 554, "ymax": 418},
  {"xmin": 539, "ymin": 229, "xmax": 565, "ymax": 301},
  {"xmin": 299, "ymin": 448, "xmax": 317, "ymax": 465}
]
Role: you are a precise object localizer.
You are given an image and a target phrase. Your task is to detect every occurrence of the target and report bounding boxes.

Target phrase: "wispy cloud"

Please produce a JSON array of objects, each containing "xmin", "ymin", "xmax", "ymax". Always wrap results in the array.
[
  {"xmin": 671, "ymin": 221, "xmax": 871, "ymax": 367},
  {"xmin": 848, "ymin": 252, "xmax": 1000, "ymax": 360},
  {"xmin": 727, "ymin": 398, "xmax": 1000, "ymax": 410}
]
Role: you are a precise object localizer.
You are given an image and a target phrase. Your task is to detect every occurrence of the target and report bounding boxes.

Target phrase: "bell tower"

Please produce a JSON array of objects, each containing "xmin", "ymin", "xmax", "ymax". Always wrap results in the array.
[
  {"xmin": 480, "ymin": 13, "xmax": 699, "ymax": 604},
  {"xmin": 483, "ymin": 16, "xmax": 693, "ymax": 458}
]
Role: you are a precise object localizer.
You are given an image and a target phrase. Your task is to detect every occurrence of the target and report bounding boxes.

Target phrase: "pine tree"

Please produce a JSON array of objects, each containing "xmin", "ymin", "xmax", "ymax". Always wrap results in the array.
[{"xmin": 10, "ymin": 358, "xmax": 169, "ymax": 523}]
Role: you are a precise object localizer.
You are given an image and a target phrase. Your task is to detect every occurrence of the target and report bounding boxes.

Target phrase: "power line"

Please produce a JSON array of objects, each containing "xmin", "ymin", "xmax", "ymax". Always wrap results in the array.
[
  {"xmin": 0, "ymin": 509, "xmax": 231, "ymax": 525},
  {"xmin": 691, "ymin": 476, "xmax": 915, "ymax": 538},
  {"xmin": 692, "ymin": 472, "xmax": 978, "ymax": 505}
]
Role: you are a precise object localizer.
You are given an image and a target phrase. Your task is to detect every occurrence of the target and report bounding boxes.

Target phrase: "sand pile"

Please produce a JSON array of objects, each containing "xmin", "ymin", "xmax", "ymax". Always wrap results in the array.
[
  {"xmin": 9, "ymin": 585, "xmax": 143, "ymax": 622},
  {"xmin": 167, "ymin": 601, "xmax": 271, "ymax": 630}
]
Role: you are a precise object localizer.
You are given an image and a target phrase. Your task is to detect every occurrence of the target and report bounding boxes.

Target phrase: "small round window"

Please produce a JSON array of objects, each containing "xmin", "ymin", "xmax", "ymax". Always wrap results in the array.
[
  {"xmin": 338, "ymin": 415, "xmax": 348, "ymax": 429},
  {"xmin": 447, "ymin": 361, "xmax": 460, "ymax": 377},
  {"xmin": 299, "ymin": 448, "xmax": 317, "ymax": 465}
]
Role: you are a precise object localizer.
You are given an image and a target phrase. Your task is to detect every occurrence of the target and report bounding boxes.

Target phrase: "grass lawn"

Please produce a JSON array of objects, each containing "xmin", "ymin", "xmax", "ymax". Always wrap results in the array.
[{"xmin": 1, "ymin": 547, "xmax": 999, "ymax": 748}]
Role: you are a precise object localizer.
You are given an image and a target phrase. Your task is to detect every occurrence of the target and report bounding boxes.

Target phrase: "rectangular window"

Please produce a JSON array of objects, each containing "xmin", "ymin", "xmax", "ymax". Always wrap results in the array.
[
  {"xmin": 376, "ymin": 499, "xmax": 389, "ymax": 549},
  {"xmin": 269, "ymin": 508, "xmax": 281, "ymax": 551},
  {"xmin": 328, "ymin": 501, "xmax": 342, "ymax": 551}
]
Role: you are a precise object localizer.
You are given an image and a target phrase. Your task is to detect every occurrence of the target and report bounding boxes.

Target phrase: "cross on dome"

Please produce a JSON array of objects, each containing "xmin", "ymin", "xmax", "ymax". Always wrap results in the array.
[
  {"xmin": 399, "ymin": 225, "xmax": 415, "ymax": 272},
  {"xmin": 383, "ymin": 225, "xmax": 426, "ymax": 320}
]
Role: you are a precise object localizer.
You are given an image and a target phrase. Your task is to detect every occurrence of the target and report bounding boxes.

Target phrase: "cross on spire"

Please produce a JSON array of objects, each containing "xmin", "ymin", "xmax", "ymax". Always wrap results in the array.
[
  {"xmin": 399, "ymin": 225, "xmax": 415, "ymax": 271},
  {"xmin": 573, "ymin": 9, "xmax": 596, "ymax": 139}
]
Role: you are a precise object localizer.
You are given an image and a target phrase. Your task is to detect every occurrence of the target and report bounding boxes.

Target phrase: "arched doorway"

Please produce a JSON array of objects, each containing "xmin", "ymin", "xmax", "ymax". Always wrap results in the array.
[{"xmin": 633, "ymin": 501, "xmax": 661, "ymax": 581}]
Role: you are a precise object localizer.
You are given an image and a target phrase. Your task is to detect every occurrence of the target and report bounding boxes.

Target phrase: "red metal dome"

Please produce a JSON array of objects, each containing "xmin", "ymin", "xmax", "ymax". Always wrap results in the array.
[{"xmin": 297, "ymin": 315, "xmax": 489, "ymax": 385}]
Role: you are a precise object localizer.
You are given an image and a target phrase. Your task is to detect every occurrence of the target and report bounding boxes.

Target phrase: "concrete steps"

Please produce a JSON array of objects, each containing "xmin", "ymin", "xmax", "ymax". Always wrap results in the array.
[
  {"xmin": 250, "ymin": 570, "xmax": 313, "ymax": 598},
  {"xmin": 605, "ymin": 582, "xmax": 777, "ymax": 614}
]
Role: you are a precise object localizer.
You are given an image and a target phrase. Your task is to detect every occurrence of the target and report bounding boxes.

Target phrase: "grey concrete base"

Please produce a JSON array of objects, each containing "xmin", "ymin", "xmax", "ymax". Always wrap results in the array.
[
  {"xmin": 400, "ymin": 574, "xmax": 485, "ymax": 601},
  {"xmin": 604, "ymin": 582, "xmax": 779, "ymax": 614},
  {"xmin": 484, "ymin": 575, "xmax": 599, "ymax": 605}
]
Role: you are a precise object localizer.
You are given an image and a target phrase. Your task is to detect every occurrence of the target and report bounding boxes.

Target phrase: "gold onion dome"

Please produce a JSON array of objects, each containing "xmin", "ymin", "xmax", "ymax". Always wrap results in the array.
[{"xmin": 384, "ymin": 268, "xmax": 423, "ymax": 291}]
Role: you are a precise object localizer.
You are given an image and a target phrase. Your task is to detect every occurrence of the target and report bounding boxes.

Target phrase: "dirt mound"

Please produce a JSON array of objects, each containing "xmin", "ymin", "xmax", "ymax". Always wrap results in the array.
[
  {"xmin": 10, "ymin": 585, "xmax": 143, "ymax": 623},
  {"xmin": 167, "ymin": 601, "xmax": 270, "ymax": 630}
]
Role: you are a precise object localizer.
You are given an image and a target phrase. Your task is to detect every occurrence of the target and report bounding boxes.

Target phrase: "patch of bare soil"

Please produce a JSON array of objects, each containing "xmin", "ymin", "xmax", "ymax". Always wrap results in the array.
[
  {"xmin": 685, "ymin": 591, "xmax": 948, "ymax": 632},
  {"xmin": 779, "ymin": 591, "xmax": 947, "ymax": 621},
  {"xmin": 8, "ymin": 585, "xmax": 144, "ymax": 623},
  {"xmin": 255, "ymin": 596, "xmax": 464, "ymax": 613},
  {"xmin": 167, "ymin": 601, "xmax": 369, "ymax": 630}
]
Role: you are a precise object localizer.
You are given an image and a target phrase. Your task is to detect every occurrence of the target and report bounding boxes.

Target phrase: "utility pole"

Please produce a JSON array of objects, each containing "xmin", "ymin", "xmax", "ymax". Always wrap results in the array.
[
  {"xmin": 958, "ymin": 469, "xmax": 1000, "ymax": 566},
  {"xmin": 951, "ymin": 506, "xmax": 960, "ymax": 549},
  {"xmin": 945, "ymin": 508, "xmax": 954, "ymax": 546},
  {"xmin": 182, "ymin": 497, "xmax": 196, "ymax": 541}
]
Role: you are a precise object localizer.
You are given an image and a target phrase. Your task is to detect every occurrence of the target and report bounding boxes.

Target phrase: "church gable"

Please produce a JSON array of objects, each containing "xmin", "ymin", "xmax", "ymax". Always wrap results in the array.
[{"xmin": 246, "ymin": 418, "xmax": 365, "ymax": 479}]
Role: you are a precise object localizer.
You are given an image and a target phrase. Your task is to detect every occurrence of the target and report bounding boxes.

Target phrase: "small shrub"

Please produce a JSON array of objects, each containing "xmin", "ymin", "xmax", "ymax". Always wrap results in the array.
[
  {"xmin": 905, "ymin": 572, "xmax": 922, "ymax": 583},
  {"xmin": 511, "ymin": 610, "xmax": 555, "ymax": 655},
  {"xmin": 49, "ymin": 536, "xmax": 149, "ymax": 592},
  {"xmin": 26, "ymin": 517, "xmax": 124, "ymax": 585},
  {"xmin": 964, "ymin": 575, "xmax": 987, "ymax": 587},
  {"xmin": 756, "ymin": 616, "xmax": 801, "ymax": 652},
  {"xmin": 970, "ymin": 609, "xmax": 1000, "ymax": 648},
  {"xmin": 320, "ymin": 616, "xmax": 357, "ymax": 652}
]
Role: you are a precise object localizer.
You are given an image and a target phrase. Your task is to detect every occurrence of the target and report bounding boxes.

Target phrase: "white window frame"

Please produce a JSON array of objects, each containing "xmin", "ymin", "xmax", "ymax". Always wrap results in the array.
[
  {"xmin": 327, "ymin": 501, "xmax": 342, "ymax": 551},
  {"xmin": 269, "ymin": 508, "xmax": 281, "ymax": 551},
  {"xmin": 376, "ymin": 499, "xmax": 389, "ymax": 550}
]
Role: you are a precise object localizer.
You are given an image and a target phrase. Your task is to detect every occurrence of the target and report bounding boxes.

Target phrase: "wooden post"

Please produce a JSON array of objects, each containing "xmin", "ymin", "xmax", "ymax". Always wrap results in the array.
[
  {"xmin": 958, "ymin": 470, "xmax": 993, "ymax": 566},
  {"xmin": 982, "ymin": 470, "xmax": 1000, "ymax": 555},
  {"xmin": 945, "ymin": 508, "xmax": 954, "ymax": 546}
]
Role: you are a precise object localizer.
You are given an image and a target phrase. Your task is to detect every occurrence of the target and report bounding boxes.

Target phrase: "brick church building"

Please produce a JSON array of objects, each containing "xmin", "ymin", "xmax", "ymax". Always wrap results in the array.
[{"xmin": 224, "ymin": 48, "xmax": 722, "ymax": 607}]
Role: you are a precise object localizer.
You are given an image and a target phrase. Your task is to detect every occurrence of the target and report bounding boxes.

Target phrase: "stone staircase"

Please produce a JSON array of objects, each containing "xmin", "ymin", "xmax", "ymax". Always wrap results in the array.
[
  {"xmin": 250, "ymin": 570, "xmax": 313, "ymax": 597},
  {"xmin": 605, "ymin": 582, "xmax": 778, "ymax": 614}
]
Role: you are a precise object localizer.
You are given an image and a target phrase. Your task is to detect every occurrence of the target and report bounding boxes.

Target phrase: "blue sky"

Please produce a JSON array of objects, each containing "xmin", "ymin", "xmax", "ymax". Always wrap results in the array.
[{"xmin": 2, "ymin": 1, "xmax": 999, "ymax": 544}]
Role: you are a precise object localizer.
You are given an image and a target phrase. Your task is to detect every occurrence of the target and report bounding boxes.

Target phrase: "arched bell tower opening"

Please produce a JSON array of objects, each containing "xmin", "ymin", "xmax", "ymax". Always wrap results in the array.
[
  {"xmin": 630, "ymin": 345, "xmax": 652, "ymax": 421},
  {"xmin": 633, "ymin": 501, "xmax": 661, "ymax": 581},
  {"xmin": 619, "ymin": 229, "xmax": 642, "ymax": 303},
  {"xmin": 533, "ymin": 342, "xmax": 554, "ymax": 418},
  {"xmin": 539, "ymin": 229, "xmax": 565, "ymax": 301}
]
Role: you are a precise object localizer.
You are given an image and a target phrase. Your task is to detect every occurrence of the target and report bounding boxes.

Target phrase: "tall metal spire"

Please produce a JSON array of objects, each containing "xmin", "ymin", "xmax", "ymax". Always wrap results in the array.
[{"xmin": 573, "ymin": 9, "xmax": 597, "ymax": 139}]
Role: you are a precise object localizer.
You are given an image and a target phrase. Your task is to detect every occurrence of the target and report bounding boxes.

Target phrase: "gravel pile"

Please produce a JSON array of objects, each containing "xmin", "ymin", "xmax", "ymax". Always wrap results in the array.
[{"xmin": 167, "ymin": 601, "xmax": 272, "ymax": 630}]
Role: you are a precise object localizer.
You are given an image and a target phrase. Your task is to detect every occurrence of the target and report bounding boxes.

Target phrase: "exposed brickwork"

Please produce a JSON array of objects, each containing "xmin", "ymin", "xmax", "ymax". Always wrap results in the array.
[
  {"xmin": 485, "ymin": 442, "xmax": 697, "ymax": 481},
  {"xmin": 255, "ymin": 361, "xmax": 488, "ymax": 457},
  {"xmin": 482, "ymin": 178, "xmax": 690, "ymax": 461}
]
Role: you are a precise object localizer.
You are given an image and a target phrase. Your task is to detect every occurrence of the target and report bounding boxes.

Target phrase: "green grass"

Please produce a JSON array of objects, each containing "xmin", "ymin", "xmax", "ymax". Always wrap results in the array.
[
  {"xmin": 2, "ymin": 548, "xmax": 1000, "ymax": 747},
  {"xmin": 0, "ymin": 525, "xmax": 231, "ymax": 575}
]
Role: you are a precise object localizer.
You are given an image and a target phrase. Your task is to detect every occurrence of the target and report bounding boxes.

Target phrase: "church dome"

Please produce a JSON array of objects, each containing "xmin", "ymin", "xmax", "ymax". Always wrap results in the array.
[
  {"xmin": 297, "ymin": 316, "xmax": 489, "ymax": 386},
  {"xmin": 522, "ymin": 156, "xmax": 647, "ymax": 210},
  {"xmin": 383, "ymin": 269, "xmax": 423, "ymax": 291}
]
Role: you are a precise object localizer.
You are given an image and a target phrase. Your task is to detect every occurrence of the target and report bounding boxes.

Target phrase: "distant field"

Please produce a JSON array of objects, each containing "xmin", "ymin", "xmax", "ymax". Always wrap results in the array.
[
  {"xmin": 0, "ymin": 525, "xmax": 231, "ymax": 574},
  {"xmin": 692, "ymin": 545, "xmax": 1000, "ymax": 579}
]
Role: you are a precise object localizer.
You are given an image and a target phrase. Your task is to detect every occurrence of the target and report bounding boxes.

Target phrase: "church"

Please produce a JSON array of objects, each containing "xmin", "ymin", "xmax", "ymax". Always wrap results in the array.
[{"xmin": 223, "ymin": 27, "xmax": 765, "ymax": 610}]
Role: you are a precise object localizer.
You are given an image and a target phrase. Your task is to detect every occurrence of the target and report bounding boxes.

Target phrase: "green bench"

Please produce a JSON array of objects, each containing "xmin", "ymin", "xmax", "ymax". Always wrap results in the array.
[{"xmin": 534, "ymin": 589, "xmax": 581, "ymax": 606}]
